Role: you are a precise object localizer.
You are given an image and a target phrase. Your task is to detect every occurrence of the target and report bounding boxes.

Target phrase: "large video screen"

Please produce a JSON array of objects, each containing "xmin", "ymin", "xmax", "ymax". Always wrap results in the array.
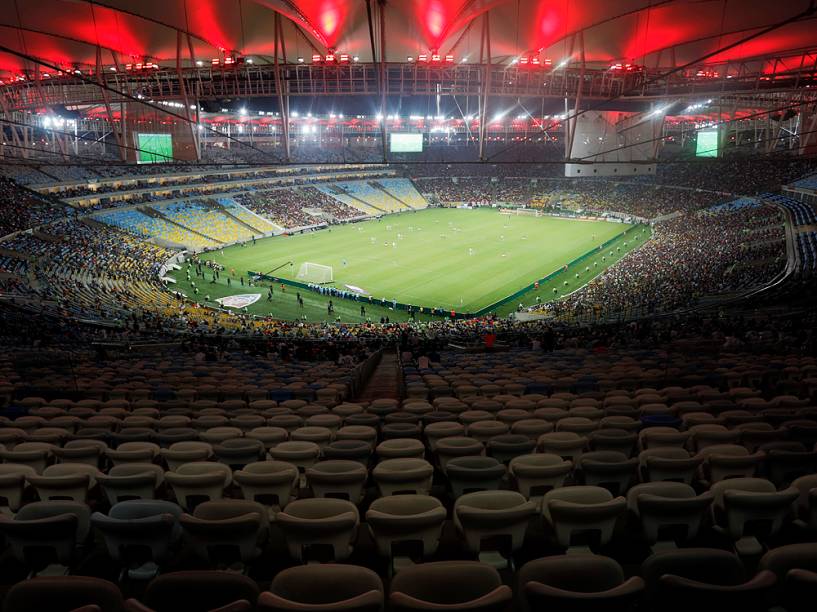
[
  {"xmin": 390, "ymin": 133, "xmax": 423, "ymax": 153},
  {"xmin": 696, "ymin": 129, "xmax": 719, "ymax": 158},
  {"xmin": 137, "ymin": 133, "xmax": 173, "ymax": 164}
]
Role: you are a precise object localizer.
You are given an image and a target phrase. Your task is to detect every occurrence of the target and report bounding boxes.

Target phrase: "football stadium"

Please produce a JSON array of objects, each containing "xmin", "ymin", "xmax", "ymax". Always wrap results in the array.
[{"xmin": 0, "ymin": 1, "xmax": 816, "ymax": 611}]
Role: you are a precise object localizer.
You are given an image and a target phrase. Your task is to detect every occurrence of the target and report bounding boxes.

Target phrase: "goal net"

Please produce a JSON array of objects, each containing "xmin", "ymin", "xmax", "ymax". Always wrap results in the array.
[{"xmin": 296, "ymin": 262, "xmax": 334, "ymax": 284}]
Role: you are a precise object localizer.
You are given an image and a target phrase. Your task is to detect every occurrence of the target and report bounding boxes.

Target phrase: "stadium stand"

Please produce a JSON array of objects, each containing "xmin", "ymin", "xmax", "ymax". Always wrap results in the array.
[
  {"xmin": 153, "ymin": 201, "xmax": 257, "ymax": 244},
  {"xmin": 94, "ymin": 208, "xmax": 222, "ymax": 250},
  {"xmin": 0, "ymin": 178, "xmax": 73, "ymax": 237},
  {"xmin": 3, "ymin": 2, "xmax": 817, "ymax": 609},
  {"xmin": 792, "ymin": 174, "xmax": 817, "ymax": 190},
  {"xmin": 216, "ymin": 198, "xmax": 280, "ymax": 233},
  {"xmin": 372, "ymin": 178, "xmax": 428, "ymax": 209},
  {"xmin": 333, "ymin": 180, "xmax": 413, "ymax": 213},
  {"xmin": 797, "ymin": 232, "xmax": 817, "ymax": 277},
  {"xmin": 759, "ymin": 194, "xmax": 817, "ymax": 226}
]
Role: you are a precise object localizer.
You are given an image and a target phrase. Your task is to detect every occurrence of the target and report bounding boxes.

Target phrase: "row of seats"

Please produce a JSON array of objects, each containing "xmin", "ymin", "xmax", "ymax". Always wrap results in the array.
[
  {"xmin": 153, "ymin": 201, "xmax": 256, "ymax": 244},
  {"xmin": 1, "ymin": 438, "xmax": 815, "ymax": 570},
  {"xmin": 6, "ymin": 546, "xmax": 817, "ymax": 612},
  {"xmin": 403, "ymin": 354, "xmax": 817, "ymax": 401},
  {"xmin": 760, "ymin": 193, "xmax": 817, "ymax": 226},
  {"xmin": 798, "ymin": 231, "xmax": 817, "ymax": 276},
  {"xmin": 94, "ymin": 209, "xmax": 221, "ymax": 250},
  {"xmin": 372, "ymin": 179, "xmax": 428, "ymax": 209},
  {"xmin": 218, "ymin": 198, "xmax": 279, "ymax": 233}
]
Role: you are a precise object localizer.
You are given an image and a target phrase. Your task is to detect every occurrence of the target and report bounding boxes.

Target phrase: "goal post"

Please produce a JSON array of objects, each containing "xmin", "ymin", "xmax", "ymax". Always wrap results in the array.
[{"xmin": 296, "ymin": 262, "xmax": 334, "ymax": 284}]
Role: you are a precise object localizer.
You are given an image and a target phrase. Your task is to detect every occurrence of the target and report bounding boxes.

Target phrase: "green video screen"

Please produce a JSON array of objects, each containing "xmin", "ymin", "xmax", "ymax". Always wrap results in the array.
[
  {"xmin": 390, "ymin": 133, "xmax": 423, "ymax": 153},
  {"xmin": 696, "ymin": 129, "xmax": 719, "ymax": 158},
  {"xmin": 137, "ymin": 133, "xmax": 173, "ymax": 164}
]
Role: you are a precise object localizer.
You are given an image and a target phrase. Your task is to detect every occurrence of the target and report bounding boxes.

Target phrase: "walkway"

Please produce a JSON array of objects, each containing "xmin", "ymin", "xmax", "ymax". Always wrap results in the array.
[{"xmin": 356, "ymin": 351, "xmax": 401, "ymax": 401}]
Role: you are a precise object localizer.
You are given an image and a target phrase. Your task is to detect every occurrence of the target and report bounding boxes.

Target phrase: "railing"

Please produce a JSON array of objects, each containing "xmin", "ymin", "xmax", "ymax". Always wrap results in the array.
[{"xmin": 3, "ymin": 58, "xmax": 817, "ymax": 111}]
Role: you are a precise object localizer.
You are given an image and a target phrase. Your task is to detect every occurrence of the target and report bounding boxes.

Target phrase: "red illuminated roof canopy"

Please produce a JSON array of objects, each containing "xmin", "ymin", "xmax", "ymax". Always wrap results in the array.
[{"xmin": 0, "ymin": 0, "xmax": 814, "ymax": 76}]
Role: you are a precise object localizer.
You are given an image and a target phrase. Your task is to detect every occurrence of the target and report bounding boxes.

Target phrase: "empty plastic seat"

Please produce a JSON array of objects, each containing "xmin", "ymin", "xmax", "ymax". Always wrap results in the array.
[
  {"xmin": 588, "ymin": 428, "xmax": 637, "ymax": 456},
  {"xmin": 376, "ymin": 438, "xmax": 426, "ymax": 460},
  {"xmin": 518, "ymin": 555, "xmax": 644, "ymax": 612},
  {"xmin": 306, "ymin": 460, "xmax": 368, "ymax": 502},
  {"xmin": 639, "ymin": 427, "xmax": 690, "ymax": 450},
  {"xmin": 324, "ymin": 440, "xmax": 373, "ymax": 465},
  {"xmin": 467, "ymin": 421, "xmax": 509, "ymax": 443},
  {"xmin": 0, "ymin": 428, "xmax": 28, "ymax": 450},
  {"xmin": 97, "ymin": 463, "xmax": 164, "ymax": 505},
  {"xmin": 180, "ymin": 499, "xmax": 266, "ymax": 567},
  {"xmin": 129, "ymin": 570, "xmax": 260, "ymax": 612},
  {"xmin": 576, "ymin": 451, "xmax": 637, "ymax": 495},
  {"xmin": 373, "ymin": 458, "xmax": 434, "ymax": 496},
  {"xmin": 277, "ymin": 498, "xmax": 359, "ymax": 562},
  {"xmin": 212, "ymin": 438, "xmax": 265, "ymax": 468},
  {"xmin": 710, "ymin": 477, "xmax": 798, "ymax": 555},
  {"xmin": 160, "ymin": 441, "xmax": 212, "ymax": 472},
  {"xmin": 389, "ymin": 560, "xmax": 512, "ymax": 612},
  {"xmin": 446, "ymin": 456, "xmax": 506, "ymax": 497},
  {"xmin": 154, "ymin": 428, "xmax": 198, "ymax": 447},
  {"xmin": 698, "ymin": 444, "xmax": 764, "ymax": 483},
  {"xmin": 92, "ymin": 500, "xmax": 182, "ymax": 572},
  {"xmin": 3, "ymin": 576, "xmax": 125, "ymax": 612},
  {"xmin": 690, "ymin": 424, "xmax": 739, "ymax": 451},
  {"xmin": 784, "ymin": 569, "xmax": 817, "ymax": 612},
  {"xmin": 245, "ymin": 427, "xmax": 288, "ymax": 450},
  {"xmin": 0, "ymin": 500, "xmax": 90, "ymax": 572},
  {"xmin": 382, "ymin": 423, "xmax": 421, "ymax": 440},
  {"xmin": 0, "ymin": 463, "xmax": 36, "ymax": 513},
  {"xmin": 641, "ymin": 547, "xmax": 776, "ymax": 612},
  {"xmin": 268, "ymin": 441, "xmax": 321, "ymax": 474},
  {"xmin": 542, "ymin": 486, "xmax": 626, "ymax": 550},
  {"xmin": 639, "ymin": 448, "xmax": 702, "ymax": 484},
  {"xmin": 557, "ymin": 417, "xmax": 598, "ymax": 435},
  {"xmin": 0, "ymin": 441, "xmax": 53, "ymax": 474},
  {"xmin": 306, "ymin": 413, "xmax": 343, "ymax": 432},
  {"xmin": 759, "ymin": 543, "xmax": 817, "ymax": 612},
  {"xmin": 435, "ymin": 437, "xmax": 484, "ymax": 472},
  {"xmin": 258, "ymin": 564, "xmax": 384, "ymax": 612},
  {"xmin": 292, "ymin": 426, "xmax": 333, "ymax": 449},
  {"xmin": 335, "ymin": 425, "xmax": 378, "ymax": 446},
  {"xmin": 509, "ymin": 454, "xmax": 572, "ymax": 501},
  {"xmin": 268, "ymin": 414, "xmax": 305, "ymax": 433},
  {"xmin": 165, "ymin": 462, "xmax": 232, "ymax": 511},
  {"xmin": 27, "ymin": 463, "xmax": 101, "ymax": 503},
  {"xmin": 106, "ymin": 441, "xmax": 160, "ymax": 466},
  {"xmin": 233, "ymin": 461, "xmax": 299, "ymax": 512},
  {"xmin": 765, "ymin": 449, "xmax": 817, "ymax": 487},
  {"xmin": 792, "ymin": 474, "xmax": 817, "ymax": 529},
  {"xmin": 111, "ymin": 428, "xmax": 155, "ymax": 446},
  {"xmin": 511, "ymin": 419, "xmax": 553, "ymax": 440},
  {"xmin": 424, "ymin": 422, "xmax": 465, "ymax": 450},
  {"xmin": 486, "ymin": 434, "xmax": 535, "ymax": 463},
  {"xmin": 537, "ymin": 432, "xmax": 586, "ymax": 461},
  {"xmin": 627, "ymin": 482, "xmax": 712, "ymax": 548},
  {"xmin": 230, "ymin": 414, "xmax": 266, "ymax": 432},
  {"xmin": 52, "ymin": 439, "xmax": 105, "ymax": 467},
  {"xmin": 367, "ymin": 495, "xmax": 446, "ymax": 566},
  {"xmin": 454, "ymin": 490, "xmax": 535, "ymax": 567}
]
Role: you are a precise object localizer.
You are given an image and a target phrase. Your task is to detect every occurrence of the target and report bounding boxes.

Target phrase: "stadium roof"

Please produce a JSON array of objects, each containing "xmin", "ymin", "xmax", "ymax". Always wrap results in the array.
[{"xmin": 1, "ymin": 0, "xmax": 816, "ymax": 77}]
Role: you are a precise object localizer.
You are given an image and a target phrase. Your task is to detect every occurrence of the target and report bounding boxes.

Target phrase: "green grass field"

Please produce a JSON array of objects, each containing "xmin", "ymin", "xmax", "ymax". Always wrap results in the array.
[{"xmin": 169, "ymin": 208, "xmax": 651, "ymax": 323}]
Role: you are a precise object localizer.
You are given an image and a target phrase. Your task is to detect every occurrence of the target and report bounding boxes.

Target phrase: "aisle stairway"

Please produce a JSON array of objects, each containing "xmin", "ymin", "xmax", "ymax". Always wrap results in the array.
[{"xmin": 356, "ymin": 351, "xmax": 401, "ymax": 401}]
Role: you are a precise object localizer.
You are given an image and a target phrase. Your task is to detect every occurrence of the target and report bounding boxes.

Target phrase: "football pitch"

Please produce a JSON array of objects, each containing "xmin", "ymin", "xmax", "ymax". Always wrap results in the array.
[{"xmin": 171, "ymin": 208, "xmax": 649, "ymax": 321}]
